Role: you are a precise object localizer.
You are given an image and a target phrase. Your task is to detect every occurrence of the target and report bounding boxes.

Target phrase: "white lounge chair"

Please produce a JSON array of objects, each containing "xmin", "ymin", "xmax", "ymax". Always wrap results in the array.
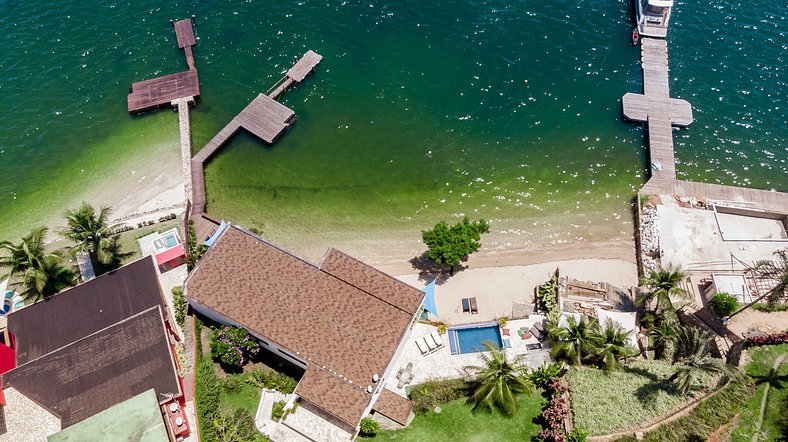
[
  {"xmin": 421, "ymin": 335, "xmax": 437, "ymax": 352},
  {"xmin": 415, "ymin": 336, "xmax": 430, "ymax": 355},
  {"xmin": 429, "ymin": 330, "xmax": 444, "ymax": 349}
]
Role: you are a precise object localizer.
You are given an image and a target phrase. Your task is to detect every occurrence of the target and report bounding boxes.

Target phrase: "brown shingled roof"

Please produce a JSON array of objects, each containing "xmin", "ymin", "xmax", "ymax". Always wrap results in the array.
[
  {"xmin": 185, "ymin": 225, "xmax": 424, "ymax": 426},
  {"xmin": 9, "ymin": 256, "xmax": 167, "ymax": 365},
  {"xmin": 372, "ymin": 389, "xmax": 415, "ymax": 426},
  {"xmin": 3, "ymin": 307, "xmax": 181, "ymax": 428}
]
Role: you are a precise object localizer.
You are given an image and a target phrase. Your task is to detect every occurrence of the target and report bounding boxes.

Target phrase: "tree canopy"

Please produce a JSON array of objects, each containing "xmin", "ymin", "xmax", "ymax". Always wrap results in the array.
[
  {"xmin": 0, "ymin": 227, "xmax": 75, "ymax": 302},
  {"xmin": 421, "ymin": 217, "xmax": 490, "ymax": 274}
]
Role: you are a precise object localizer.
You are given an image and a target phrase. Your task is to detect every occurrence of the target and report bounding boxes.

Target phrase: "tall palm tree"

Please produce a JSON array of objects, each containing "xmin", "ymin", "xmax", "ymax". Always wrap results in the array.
[
  {"xmin": 730, "ymin": 249, "xmax": 788, "ymax": 318},
  {"xmin": 669, "ymin": 325, "xmax": 736, "ymax": 394},
  {"xmin": 649, "ymin": 320, "xmax": 677, "ymax": 360},
  {"xmin": 638, "ymin": 264, "xmax": 689, "ymax": 313},
  {"xmin": 0, "ymin": 227, "xmax": 75, "ymax": 302},
  {"xmin": 597, "ymin": 319, "xmax": 638, "ymax": 371},
  {"xmin": 62, "ymin": 202, "xmax": 120, "ymax": 269},
  {"xmin": 548, "ymin": 315, "xmax": 602, "ymax": 366},
  {"xmin": 465, "ymin": 343, "xmax": 534, "ymax": 416}
]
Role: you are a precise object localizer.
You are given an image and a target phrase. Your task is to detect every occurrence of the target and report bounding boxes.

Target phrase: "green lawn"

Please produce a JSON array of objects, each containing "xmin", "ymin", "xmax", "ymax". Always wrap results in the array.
[
  {"xmin": 219, "ymin": 374, "xmax": 262, "ymax": 416},
  {"xmin": 377, "ymin": 393, "xmax": 545, "ymax": 442},
  {"xmin": 569, "ymin": 360, "xmax": 716, "ymax": 435},
  {"xmin": 731, "ymin": 344, "xmax": 788, "ymax": 441}
]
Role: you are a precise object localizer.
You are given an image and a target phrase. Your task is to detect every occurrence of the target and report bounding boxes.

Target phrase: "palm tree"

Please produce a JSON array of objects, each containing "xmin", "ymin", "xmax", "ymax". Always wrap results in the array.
[
  {"xmin": 464, "ymin": 342, "xmax": 534, "ymax": 416},
  {"xmin": 637, "ymin": 264, "xmax": 689, "ymax": 313},
  {"xmin": 0, "ymin": 227, "xmax": 75, "ymax": 302},
  {"xmin": 62, "ymin": 202, "xmax": 121, "ymax": 270},
  {"xmin": 597, "ymin": 319, "xmax": 638, "ymax": 371},
  {"xmin": 730, "ymin": 249, "xmax": 788, "ymax": 318},
  {"xmin": 548, "ymin": 315, "xmax": 602, "ymax": 366},
  {"xmin": 669, "ymin": 325, "xmax": 736, "ymax": 394},
  {"xmin": 649, "ymin": 320, "xmax": 677, "ymax": 360}
]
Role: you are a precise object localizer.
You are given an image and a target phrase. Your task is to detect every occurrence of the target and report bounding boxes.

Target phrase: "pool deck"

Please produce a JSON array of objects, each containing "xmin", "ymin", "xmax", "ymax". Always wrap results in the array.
[{"xmin": 385, "ymin": 321, "xmax": 552, "ymax": 397}]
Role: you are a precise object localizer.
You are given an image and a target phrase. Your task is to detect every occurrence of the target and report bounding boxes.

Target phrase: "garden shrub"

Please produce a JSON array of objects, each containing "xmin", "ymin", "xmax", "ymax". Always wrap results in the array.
[
  {"xmin": 536, "ymin": 268, "xmax": 561, "ymax": 327},
  {"xmin": 709, "ymin": 292, "xmax": 737, "ymax": 318},
  {"xmin": 195, "ymin": 353, "xmax": 222, "ymax": 441},
  {"xmin": 186, "ymin": 220, "xmax": 208, "ymax": 270},
  {"xmin": 246, "ymin": 368, "xmax": 298, "ymax": 394},
  {"xmin": 613, "ymin": 375, "xmax": 755, "ymax": 442},
  {"xmin": 409, "ymin": 378, "xmax": 470, "ymax": 414},
  {"xmin": 271, "ymin": 400, "xmax": 286, "ymax": 421},
  {"xmin": 566, "ymin": 428, "xmax": 589, "ymax": 442},
  {"xmin": 212, "ymin": 408, "xmax": 267, "ymax": 442},
  {"xmin": 538, "ymin": 395, "xmax": 569, "ymax": 442},
  {"xmin": 171, "ymin": 286, "xmax": 187, "ymax": 327},
  {"xmin": 530, "ymin": 363, "xmax": 562, "ymax": 389},
  {"xmin": 223, "ymin": 375, "xmax": 244, "ymax": 394},
  {"xmin": 745, "ymin": 330, "xmax": 788, "ymax": 347},
  {"xmin": 210, "ymin": 326, "xmax": 260, "ymax": 369},
  {"xmin": 359, "ymin": 417, "xmax": 381, "ymax": 438},
  {"xmin": 752, "ymin": 303, "xmax": 788, "ymax": 313}
]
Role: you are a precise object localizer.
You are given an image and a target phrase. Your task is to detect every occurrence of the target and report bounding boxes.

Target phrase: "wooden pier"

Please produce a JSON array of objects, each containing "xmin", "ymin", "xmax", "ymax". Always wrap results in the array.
[
  {"xmin": 190, "ymin": 51, "xmax": 322, "ymax": 217},
  {"xmin": 128, "ymin": 19, "xmax": 200, "ymax": 113},
  {"xmin": 622, "ymin": 38, "xmax": 693, "ymax": 187}
]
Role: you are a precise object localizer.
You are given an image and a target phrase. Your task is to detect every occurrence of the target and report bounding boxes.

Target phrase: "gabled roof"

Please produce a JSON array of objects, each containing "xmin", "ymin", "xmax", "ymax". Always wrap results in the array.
[
  {"xmin": 3, "ymin": 307, "xmax": 181, "ymax": 428},
  {"xmin": 8, "ymin": 256, "xmax": 167, "ymax": 365},
  {"xmin": 185, "ymin": 225, "xmax": 424, "ymax": 426}
]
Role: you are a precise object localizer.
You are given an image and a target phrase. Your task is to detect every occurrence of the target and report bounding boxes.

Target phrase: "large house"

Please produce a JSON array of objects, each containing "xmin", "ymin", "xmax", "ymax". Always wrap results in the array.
[
  {"xmin": 185, "ymin": 224, "xmax": 424, "ymax": 440},
  {"xmin": 0, "ymin": 257, "xmax": 185, "ymax": 441}
]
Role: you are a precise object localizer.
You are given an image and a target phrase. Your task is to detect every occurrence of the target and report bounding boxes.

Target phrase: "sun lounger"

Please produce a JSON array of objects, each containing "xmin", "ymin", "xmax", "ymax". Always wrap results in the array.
[
  {"xmin": 502, "ymin": 328, "xmax": 511, "ymax": 337},
  {"xmin": 503, "ymin": 338, "xmax": 512, "ymax": 349},
  {"xmin": 415, "ymin": 337, "xmax": 430, "ymax": 355},
  {"xmin": 429, "ymin": 330, "xmax": 444, "ymax": 349},
  {"xmin": 470, "ymin": 297, "xmax": 478, "ymax": 314},
  {"xmin": 529, "ymin": 326, "xmax": 544, "ymax": 341},
  {"xmin": 406, "ymin": 362, "xmax": 413, "ymax": 371},
  {"xmin": 396, "ymin": 368, "xmax": 404, "ymax": 380},
  {"xmin": 462, "ymin": 298, "xmax": 470, "ymax": 313},
  {"xmin": 421, "ymin": 335, "xmax": 437, "ymax": 352},
  {"xmin": 533, "ymin": 321, "xmax": 546, "ymax": 334}
]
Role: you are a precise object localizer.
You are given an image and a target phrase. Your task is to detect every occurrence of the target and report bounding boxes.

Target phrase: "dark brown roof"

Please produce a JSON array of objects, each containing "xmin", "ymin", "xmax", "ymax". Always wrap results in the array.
[
  {"xmin": 185, "ymin": 225, "xmax": 424, "ymax": 426},
  {"xmin": 297, "ymin": 366, "xmax": 370, "ymax": 427},
  {"xmin": 372, "ymin": 389, "xmax": 414, "ymax": 426},
  {"xmin": 8, "ymin": 257, "xmax": 167, "ymax": 365},
  {"xmin": 3, "ymin": 307, "xmax": 181, "ymax": 428}
]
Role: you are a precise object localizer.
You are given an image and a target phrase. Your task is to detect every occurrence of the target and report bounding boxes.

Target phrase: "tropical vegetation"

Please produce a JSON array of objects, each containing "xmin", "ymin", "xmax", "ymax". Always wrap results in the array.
[
  {"xmin": 669, "ymin": 325, "xmax": 736, "ymax": 394},
  {"xmin": 464, "ymin": 342, "xmax": 534, "ymax": 415},
  {"xmin": 62, "ymin": 202, "xmax": 124, "ymax": 273},
  {"xmin": 421, "ymin": 217, "xmax": 490, "ymax": 275},
  {"xmin": 731, "ymin": 343, "xmax": 788, "ymax": 441},
  {"xmin": 548, "ymin": 315, "xmax": 637, "ymax": 371},
  {"xmin": 359, "ymin": 417, "xmax": 381, "ymax": 438},
  {"xmin": 0, "ymin": 227, "xmax": 75, "ymax": 302},
  {"xmin": 637, "ymin": 264, "xmax": 688, "ymax": 313},
  {"xmin": 536, "ymin": 268, "xmax": 561, "ymax": 327},
  {"xmin": 709, "ymin": 292, "xmax": 738, "ymax": 318},
  {"xmin": 210, "ymin": 326, "xmax": 261, "ymax": 370},
  {"xmin": 568, "ymin": 360, "xmax": 717, "ymax": 435}
]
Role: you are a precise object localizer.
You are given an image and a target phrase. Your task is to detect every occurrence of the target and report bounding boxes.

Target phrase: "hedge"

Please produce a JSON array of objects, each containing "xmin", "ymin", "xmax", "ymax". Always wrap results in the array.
[{"xmin": 409, "ymin": 378, "xmax": 471, "ymax": 414}]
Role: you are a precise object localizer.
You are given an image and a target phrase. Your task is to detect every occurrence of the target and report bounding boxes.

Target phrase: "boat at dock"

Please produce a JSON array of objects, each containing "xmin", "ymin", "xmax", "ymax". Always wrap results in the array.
[{"xmin": 635, "ymin": 0, "xmax": 673, "ymax": 38}]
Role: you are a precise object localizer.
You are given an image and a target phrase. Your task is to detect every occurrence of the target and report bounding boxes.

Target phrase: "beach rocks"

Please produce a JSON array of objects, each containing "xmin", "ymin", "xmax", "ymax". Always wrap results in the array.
[{"xmin": 639, "ymin": 204, "xmax": 660, "ymax": 274}]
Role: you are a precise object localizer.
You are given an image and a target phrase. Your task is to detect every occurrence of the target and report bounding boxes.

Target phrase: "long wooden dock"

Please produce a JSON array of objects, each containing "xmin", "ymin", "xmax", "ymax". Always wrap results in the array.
[
  {"xmin": 622, "ymin": 38, "xmax": 693, "ymax": 187},
  {"xmin": 128, "ymin": 19, "xmax": 200, "ymax": 113},
  {"xmin": 190, "ymin": 51, "xmax": 322, "ymax": 217}
]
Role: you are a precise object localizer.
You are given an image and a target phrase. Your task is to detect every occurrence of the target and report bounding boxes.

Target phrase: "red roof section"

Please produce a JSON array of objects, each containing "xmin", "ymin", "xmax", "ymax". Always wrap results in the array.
[{"xmin": 155, "ymin": 245, "xmax": 185, "ymax": 266}]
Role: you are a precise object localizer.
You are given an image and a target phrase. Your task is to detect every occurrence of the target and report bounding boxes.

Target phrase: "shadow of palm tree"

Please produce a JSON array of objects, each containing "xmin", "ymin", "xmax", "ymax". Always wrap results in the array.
[
  {"xmin": 408, "ymin": 252, "xmax": 468, "ymax": 286},
  {"xmin": 635, "ymin": 378, "xmax": 682, "ymax": 406}
]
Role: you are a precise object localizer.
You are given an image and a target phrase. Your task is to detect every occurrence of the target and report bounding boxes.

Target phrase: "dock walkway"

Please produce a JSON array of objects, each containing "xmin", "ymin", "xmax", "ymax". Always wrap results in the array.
[
  {"xmin": 190, "ymin": 51, "xmax": 322, "ymax": 217},
  {"xmin": 128, "ymin": 19, "xmax": 200, "ymax": 113}
]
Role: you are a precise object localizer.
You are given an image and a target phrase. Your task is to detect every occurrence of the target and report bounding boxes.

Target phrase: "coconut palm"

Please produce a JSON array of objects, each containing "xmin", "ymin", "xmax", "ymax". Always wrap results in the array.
[
  {"xmin": 62, "ymin": 202, "xmax": 121, "ymax": 270},
  {"xmin": 548, "ymin": 315, "xmax": 602, "ymax": 366},
  {"xmin": 730, "ymin": 249, "xmax": 788, "ymax": 318},
  {"xmin": 596, "ymin": 319, "xmax": 638, "ymax": 371},
  {"xmin": 637, "ymin": 264, "xmax": 689, "ymax": 313},
  {"xmin": 464, "ymin": 342, "xmax": 534, "ymax": 416},
  {"xmin": 669, "ymin": 325, "xmax": 736, "ymax": 394},
  {"xmin": 0, "ymin": 227, "xmax": 75, "ymax": 302},
  {"xmin": 649, "ymin": 320, "xmax": 677, "ymax": 360}
]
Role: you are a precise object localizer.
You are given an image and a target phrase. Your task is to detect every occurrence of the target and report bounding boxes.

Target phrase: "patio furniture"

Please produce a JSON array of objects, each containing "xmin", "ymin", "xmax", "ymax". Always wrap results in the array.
[
  {"xmin": 396, "ymin": 368, "xmax": 404, "ymax": 380},
  {"xmin": 421, "ymin": 335, "xmax": 437, "ymax": 352},
  {"xmin": 406, "ymin": 362, "xmax": 413, "ymax": 371},
  {"xmin": 522, "ymin": 330, "xmax": 533, "ymax": 340},
  {"xmin": 429, "ymin": 330, "xmax": 444, "ymax": 349},
  {"xmin": 415, "ymin": 337, "xmax": 430, "ymax": 355},
  {"xmin": 502, "ymin": 328, "xmax": 510, "ymax": 336},
  {"xmin": 533, "ymin": 321, "xmax": 546, "ymax": 334},
  {"xmin": 529, "ymin": 326, "xmax": 544, "ymax": 341},
  {"xmin": 469, "ymin": 297, "xmax": 478, "ymax": 314},
  {"xmin": 462, "ymin": 298, "xmax": 470, "ymax": 313},
  {"xmin": 517, "ymin": 327, "xmax": 526, "ymax": 337},
  {"xmin": 503, "ymin": 338, "xmax": 512, "ymax": 349},
  {"xmin": 526, "ymin": 343, "xmax": 542, "ymax": 351},
  {"xmin": 397, "ymin": 371, "xmax": 415, "ymax": 389}
]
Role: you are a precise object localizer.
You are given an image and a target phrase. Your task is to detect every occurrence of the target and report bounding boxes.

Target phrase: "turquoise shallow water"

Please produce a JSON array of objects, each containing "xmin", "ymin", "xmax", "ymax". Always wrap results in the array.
[{"xmin": 0, "ymin": 1, "xmax": 785, "ymax": 254}]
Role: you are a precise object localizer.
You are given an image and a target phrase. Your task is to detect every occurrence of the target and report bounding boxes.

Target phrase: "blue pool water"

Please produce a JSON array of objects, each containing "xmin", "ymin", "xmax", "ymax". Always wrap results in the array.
[{"xmin": 454, "ymin": 325, "xmax": 502, "ymax": 354}]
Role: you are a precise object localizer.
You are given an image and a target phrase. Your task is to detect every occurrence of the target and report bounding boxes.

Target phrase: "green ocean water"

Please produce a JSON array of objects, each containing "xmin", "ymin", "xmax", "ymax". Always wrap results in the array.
[{"xmin": 0, "ymin": 1, "xmax": 785, "ymax": 255}]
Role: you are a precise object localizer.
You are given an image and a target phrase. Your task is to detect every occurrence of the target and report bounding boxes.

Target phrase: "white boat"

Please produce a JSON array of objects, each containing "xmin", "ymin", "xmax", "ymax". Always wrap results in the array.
[{"xmin": 636, "ymin": 0, "xmax": 673, "ymax": 38}]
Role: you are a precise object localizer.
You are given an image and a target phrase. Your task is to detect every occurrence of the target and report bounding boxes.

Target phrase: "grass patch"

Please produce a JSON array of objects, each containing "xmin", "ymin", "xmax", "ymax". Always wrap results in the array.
[
  {"xmin": 220, "ymin": 373, "xmax": 262, "ymax": 416},
  {"xmin": 731, "ymin": 344, "xmax": 788, "ymax": 441},
  {"xmin": 377, "ymin": 392, "xmax": 545, "ymax": 441},
  {"xmin": 569, "ymin": 360, "xmax": 716, "ymax": 435},
  {"xmin": 614, "ymin": 375, "xmax": 755, "ymax": 442},
  {"xmin": 115, "ymin": 220, "xmax": 180, "ymax": 263}
]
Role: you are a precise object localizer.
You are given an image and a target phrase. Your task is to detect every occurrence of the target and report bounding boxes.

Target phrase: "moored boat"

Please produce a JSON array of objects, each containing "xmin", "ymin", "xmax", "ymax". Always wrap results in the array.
[{"xmin": 635, "ymin": 0, "xmax": 673, "ymax": 38}]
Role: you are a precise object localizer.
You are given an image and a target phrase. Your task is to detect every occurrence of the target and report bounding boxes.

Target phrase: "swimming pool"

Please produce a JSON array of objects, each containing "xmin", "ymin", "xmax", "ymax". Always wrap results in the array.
[{"xmin": 448, "ymin": 323, "xmax": 502, "ymax": 355}]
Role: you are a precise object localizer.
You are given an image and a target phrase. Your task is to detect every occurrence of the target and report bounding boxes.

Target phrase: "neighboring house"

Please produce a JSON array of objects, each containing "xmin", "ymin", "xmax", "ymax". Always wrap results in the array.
[
  {"xmin": 185, "ymin": 224, "xmax": 424, "ymax": 440},
  {"xmin": 152, "ymin": 228, "xmax": 187, "ymax": 273},
  {"xmin": 0, "ymin": 257, "xmax": 185, "ymax": 442}
]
